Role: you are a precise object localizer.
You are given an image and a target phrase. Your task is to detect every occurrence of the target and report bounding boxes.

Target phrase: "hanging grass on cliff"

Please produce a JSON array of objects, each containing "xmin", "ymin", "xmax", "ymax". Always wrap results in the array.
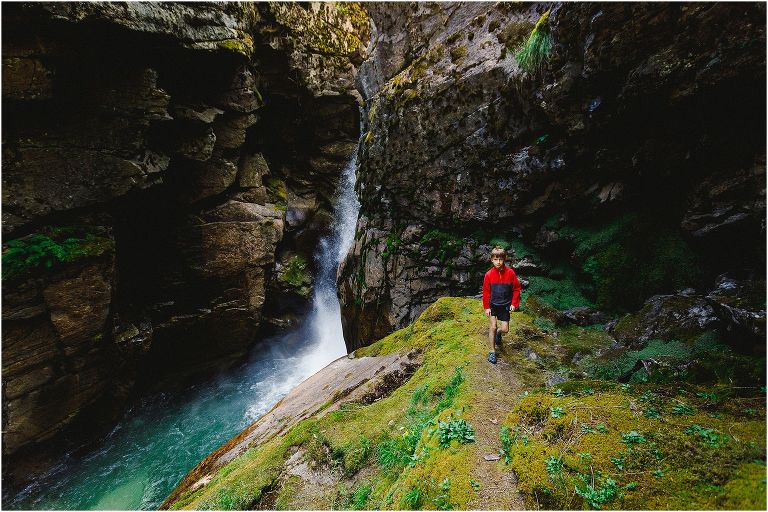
[{"xmin": 516, "ymin": 10, "xmax": 551, "ymax": 75}]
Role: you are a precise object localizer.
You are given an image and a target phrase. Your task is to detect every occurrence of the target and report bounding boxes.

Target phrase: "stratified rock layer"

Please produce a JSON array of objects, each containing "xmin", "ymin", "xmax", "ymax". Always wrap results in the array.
[{"xmin": 2, "ymin": 1, "xmax": 368, "ymax": 474}]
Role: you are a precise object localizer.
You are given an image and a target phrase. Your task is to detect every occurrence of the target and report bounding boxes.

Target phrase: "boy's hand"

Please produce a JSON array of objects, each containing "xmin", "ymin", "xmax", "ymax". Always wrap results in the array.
[
  {"xmin": 509, "ymin": 305, "xmax": 517, "ymax": 312},
  {"xmin": 485, "ymin": 308, "xmax": 491, "ymax": 317}
]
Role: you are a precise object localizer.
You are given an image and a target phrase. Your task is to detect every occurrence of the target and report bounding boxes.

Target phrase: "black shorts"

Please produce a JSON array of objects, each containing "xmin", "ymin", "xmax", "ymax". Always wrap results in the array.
[{"xmin": 490, "ymin": 304, "xmax": 511, "ymax": 322}]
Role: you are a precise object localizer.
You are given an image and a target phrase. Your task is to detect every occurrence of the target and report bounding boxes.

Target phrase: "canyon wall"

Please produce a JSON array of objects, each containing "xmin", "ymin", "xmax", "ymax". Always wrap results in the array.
[
  {"xmin": 339, "ymin": 2, "xmax": 765, "ymax": 350},
  {"xmin": 2, "ymin": 1, "xmax": 368, "ymax": 469}
]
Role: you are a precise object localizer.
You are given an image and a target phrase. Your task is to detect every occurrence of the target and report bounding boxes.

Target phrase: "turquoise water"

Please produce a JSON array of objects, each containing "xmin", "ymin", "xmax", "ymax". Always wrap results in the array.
[
  {"xmin": 5, "ymin": 325, "xmax": 344, "ymax": 510},
  {"xmin": 4, "ymin": 154, "xmax": 361, "ymax": 510}
]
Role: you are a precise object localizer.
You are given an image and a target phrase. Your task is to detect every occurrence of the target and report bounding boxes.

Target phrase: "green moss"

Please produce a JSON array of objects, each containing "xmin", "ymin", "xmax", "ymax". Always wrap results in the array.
[
  {"xmin": 279, "ymin": 255, "xmax": 311, "ymax": 297},
  {"xmin": 515, "ymin": 10, "xmax": 551, "ymax": 74},
  {"xmin": 215, "ymin": 35, "xmax": 255, "ymax": 59},
  {"xmin": 264, "ymin": 176, "xmax": 287, "ymax": 210},
  {"xmin": 2, "ymin": 226, "xmax": 114, "ymax": 281},
  {"xmin": 450, "ymin": 45, "xmax": 468, "ymax": 64},
  {"xmin": 560, "ymin": 214, "xmax": 702, "ymax": 311},
  {"xmin": 504, "ymin": 385, "xmax": 766, "ymax": 510},
  {"xmin": 420, "ymin": 229, "xmax": 463, "ymax": 263},
  {"xmin": 496, "ymin": 20, "xmax": 535, "ymax": 49}
]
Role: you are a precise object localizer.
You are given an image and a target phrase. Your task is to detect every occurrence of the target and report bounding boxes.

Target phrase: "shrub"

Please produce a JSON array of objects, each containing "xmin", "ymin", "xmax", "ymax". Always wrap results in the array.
[{"xmin": 437, "ymin": 418, "xmax": 475, "ymax": 447}]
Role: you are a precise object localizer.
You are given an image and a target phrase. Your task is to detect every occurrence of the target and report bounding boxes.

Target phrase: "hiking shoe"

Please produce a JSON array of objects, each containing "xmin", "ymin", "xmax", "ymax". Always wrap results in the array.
[
  {"xmin": 488, "ymin": 351, "xmax": 497, "ymax": 364},
  {"xmin": 495, "ymin": 330, "xmax": 502, "ymax": 346}
]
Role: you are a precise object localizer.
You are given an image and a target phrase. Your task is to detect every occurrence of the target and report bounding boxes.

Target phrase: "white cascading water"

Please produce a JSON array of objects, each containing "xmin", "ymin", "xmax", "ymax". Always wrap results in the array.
[{"xmin": 5, "ymin": 151, "xmax": 361, "ymax": 510}]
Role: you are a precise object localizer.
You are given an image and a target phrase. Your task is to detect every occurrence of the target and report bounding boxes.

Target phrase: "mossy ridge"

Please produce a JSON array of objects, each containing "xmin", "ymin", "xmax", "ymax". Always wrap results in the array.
[
  {"xmin": 2, "ymin": 225, "xmax": 114, "ymax": 282},
  {"xmin": 166, "ymin": 297, "xmax": 765, "ymax": 510},
  {"xmin": 502, "ymin": 381, "xmax": 766, "ymax": 510}
]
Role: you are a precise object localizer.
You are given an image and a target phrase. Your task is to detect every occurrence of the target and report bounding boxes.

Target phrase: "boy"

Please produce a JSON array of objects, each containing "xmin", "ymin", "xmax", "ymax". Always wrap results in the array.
[{"xmin": 482, "ymin": 246, "xmax": 522, "ymax": 364}]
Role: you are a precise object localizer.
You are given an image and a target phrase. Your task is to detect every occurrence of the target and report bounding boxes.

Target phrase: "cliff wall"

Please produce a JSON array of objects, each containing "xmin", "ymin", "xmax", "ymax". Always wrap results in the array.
[{"xmin": 2, "ymin": 1, "xmax": 368, "ymax": 472}]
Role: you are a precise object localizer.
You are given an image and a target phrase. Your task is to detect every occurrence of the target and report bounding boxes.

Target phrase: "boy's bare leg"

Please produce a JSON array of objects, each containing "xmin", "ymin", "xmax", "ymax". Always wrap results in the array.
[
  {"xmin": 488, "ymin": 316, "xmax": 497, "ymax": 352},
  {"xmin": 498, "ymin": 321, "xmax": 509, "ymax": 342}
]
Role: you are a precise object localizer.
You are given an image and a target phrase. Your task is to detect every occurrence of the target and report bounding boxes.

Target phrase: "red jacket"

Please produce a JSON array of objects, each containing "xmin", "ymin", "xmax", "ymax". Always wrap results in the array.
[{"xmin": 482, "ymin": 265, "xmax": 521, "ymax": 310}]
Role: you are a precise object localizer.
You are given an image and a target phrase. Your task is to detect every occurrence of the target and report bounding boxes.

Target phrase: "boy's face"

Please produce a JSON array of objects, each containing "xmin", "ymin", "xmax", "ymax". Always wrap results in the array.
[{"xmin": 491, "ymin": 255, "xmax": 505, "ymax": 269}]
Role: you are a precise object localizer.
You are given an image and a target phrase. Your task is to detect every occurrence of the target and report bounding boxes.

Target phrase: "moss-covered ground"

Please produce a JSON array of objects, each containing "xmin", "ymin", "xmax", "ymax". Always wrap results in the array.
[{"xmin": 165, "ymin": 297, "xmax": 766, "ymax": 510}]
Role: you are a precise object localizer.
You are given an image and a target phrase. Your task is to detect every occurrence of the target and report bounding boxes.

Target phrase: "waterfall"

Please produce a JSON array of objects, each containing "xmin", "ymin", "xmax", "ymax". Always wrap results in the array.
[
  {"xmin": 298, "ymin": 152, "xmax": 361, "ymax": 374},
  {"xmin": 4, "ymin": 152, "xmax": 362, "ymax": 510}
]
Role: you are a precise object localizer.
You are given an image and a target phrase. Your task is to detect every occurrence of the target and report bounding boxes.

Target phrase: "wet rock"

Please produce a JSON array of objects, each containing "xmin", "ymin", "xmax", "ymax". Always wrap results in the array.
[{"xmin": 561, "ymin": 307, "xmax": 610, "ymax": 326}]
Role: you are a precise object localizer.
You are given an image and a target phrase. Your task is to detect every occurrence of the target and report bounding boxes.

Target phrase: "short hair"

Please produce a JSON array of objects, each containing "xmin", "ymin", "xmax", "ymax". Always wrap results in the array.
[{"xmin": 490, "ymin": 246, "xmax": 507, "ymax": 259}]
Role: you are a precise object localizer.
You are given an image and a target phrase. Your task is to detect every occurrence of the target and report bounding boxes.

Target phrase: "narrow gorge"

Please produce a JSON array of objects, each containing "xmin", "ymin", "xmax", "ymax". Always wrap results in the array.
[{"xmin": 2, "ymin": 2, "xmax": 766, "ymax": 511}]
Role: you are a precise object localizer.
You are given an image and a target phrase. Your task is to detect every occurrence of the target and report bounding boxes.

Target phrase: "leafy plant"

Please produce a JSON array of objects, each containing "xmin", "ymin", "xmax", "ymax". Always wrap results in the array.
[
  {"xmin": 596, "ymin": 423, "xmax": 609, "ymax": 433},
  {"xmin": 672, "ymin": 403, "xmax": 695, "ymax": 415},
  {"xmin": 433, "ymin": 478, "xmax": 453, "ymax": 510},
  {"xmin": 437, "ymin": 418, "xmax": 475, "ymax": 447},
  {"xmin": 535, "ymin": 317, "xmax": 556, "ymax": 332},
  {"xmin": 470, "ymin": 479, "xmax": 481, "ymax": 492},
  {"xmin": 3, "ymin": 228, "xmax": 114, "ymax": 281},
  {"xmin": 684, "ymin": 424, "xmax": 723, "ymax": 446},
  {"xmin": 401, "ymin": 483, "xmax": 425, "ymax": 509},
  {"xmin": 553, "ymin": 388, "xmax": 565, "ymax": 397},
  {"xmin": 545, "ymin": 455, "xmax": 562, "ymax": 477},
  {"xmin": 575, "ymin": 475, "xmax": 618, "ymax": 510},
  {"xmin": 500, "ymin": 426, "xmax": 513, "ymax": 464},
  {"xmin": 621, "ymin": 431, "xmax": 646, "ymax": 445},
  {"xmin": 610, "ymin": 456, "xmax": 625, "ymax": 471},
  {"xmin": 643, "ymin": 408, "xmax": 662, "ymax": 419},
  {"xmin": 351, "ymin": 485, "xmax": 371, "ymax": 510},
  {"xmin": 581, "ymin": 423, "xmax": 597, "ymax": 434},
  {"xmin": 550, "ymin": 406, "xmax": 566, "ymax": 418}
]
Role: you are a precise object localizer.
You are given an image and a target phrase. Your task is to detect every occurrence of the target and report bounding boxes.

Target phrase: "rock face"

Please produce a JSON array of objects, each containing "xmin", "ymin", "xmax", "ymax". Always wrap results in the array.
[
  {"xmin": 2, "ymin": 2, "xmax": 368, "ymax": 472},
  {"xmin": 339, "ymin": 2, "xmax": 766, "ymax": 350}
]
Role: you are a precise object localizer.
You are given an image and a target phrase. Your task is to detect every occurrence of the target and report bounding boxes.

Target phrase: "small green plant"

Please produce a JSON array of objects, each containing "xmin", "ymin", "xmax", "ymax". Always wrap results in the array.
[
  {"xmin": 610, "ymin": 456, "xmax": 625, "ymax": 471},
  {"xmin": 545, "ymin": 455, "xmax": 562, "ymax": 477},
  {"xmin": 575, "ymin": 475, "xmax": 618, "ymax": 510},
  {"xmin": 577, "ymin": 452, "xmax": 593, "ymax": 465},
  {"xmin": 351, "ymin": 485, "xmax": 371, "ymax": 510},
  {"xmin": 643, "ymin": 408, "xmax": 662, "ymax": 420},
  {"xmin": 500, "ymin": 426, "xmax": 513, "ymax": 463},
  {"xmin": 672, "ymin": 403, "xmax": 695, "ymax": 415},
  {"xmin": 515, "ymin": 10, "xmax": 551, "ymax": 75},
  {"xmin": 433, "ymin": 478, "xmax": 453, "ymax": 510},
  {"xmin": 401, "ymin": 483, "xmax": 425, "ymax": 509},
  {"xmin": 620, "ymin": 384, "xmax": 631, "ymax": 392},
  {"xmin": 437, "ymin": 418, "xmax": 475, "ymax": 447},
  {"xmin": 553, "ymin": 388, "xmax": 565, "ymax": 397},
  {"xmin": 652, "ymin": 469, "xmax": 664, "ymax": 478},
  {"xmin": 534, "ymin": 317, "xmax": 556, "ymax": 332},
  {"xmin": 639, "ymin": 391, "xmax": 656, "ymax": 402},
  {"xmin": 621, "ymin": 431, "xmax": 646, "ymax": 445},
  {"xmin": 470, "ymin": 479, "xmax": 481, "ymax": 492},
  {"xmin": 696, "ymin": 391, "xmax": 717, "ymax": 401},
  {"xmin": 582, "ymin": 387, "xmax": 595, "ymax": 396},
  {"xmin": 581, "ymin": 423, "xmax": 596, "ymax": 434},
  {"xmin": 550, "ymin": 406, "xmax": 566, "ymax": 418},
  {"xmin": 744, "ymin": 407, "xmax": 758, "ymax": 416},
  {"xmin": 280, "ymin": 255, "xmax": 310, "ymax": 289},
  {"xmin": 684, "ymin": 424, "xmax": 723, "ymax": 446},
  {"xmin": 596, "ymin": 423, "xmax": 609, "ymax": 433}
]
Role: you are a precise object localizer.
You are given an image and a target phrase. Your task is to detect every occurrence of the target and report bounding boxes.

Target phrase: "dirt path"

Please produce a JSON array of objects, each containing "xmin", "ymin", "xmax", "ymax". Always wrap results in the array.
[{"xmin": 467, "ymin": 340, "xmax": 528, "ymax": 510}]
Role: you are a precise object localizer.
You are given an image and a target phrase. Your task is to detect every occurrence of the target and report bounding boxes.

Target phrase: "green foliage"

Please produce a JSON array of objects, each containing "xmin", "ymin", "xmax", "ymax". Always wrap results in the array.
[
  {"xmin": 421, "ymin": 229, "xmax": 463, "ymax": 263},
  {"xmin": 562, "ymin": 214, "xmax": 701, "ymax": 311},
  {"xmin": 500, "ymin": 426, "xmax": 513, "ymax": 464},
  {"xmin": 534, "ymin": 317, "xmax": 556, "ymax": 332},
  {"xmin": 401, "ymin": 482, "xmax": 425, "ymax": 509},
  {"xmin": 644, "ymin": 408, "xmax": 662, "ymax": 420},
  {"xmin": 685, "ymin": 424, "xmax": 723, "ymax": 447},
  {"xmin": 545, "ymin": 455, "xmax": 562, "ymax": 477},
  {"xmin": 279, "ymin": 255, "xmax": 310, "ymax": 290},
  {"xmin": 578, "ymin": 339, "xmax": 691, "ymax": 382},
  {"xmin": 575, "ymin": 475, "xmax": 619, "ymax": 510},
  {"xmin": 673, "ymin": 403, "xmax": 696, "ymax": 416},
  {"xmin": 433, "ymin": 478, "xmax": 453, "ymax": 510},
  {"xmin": 524, "ymin": 275, "xmax": 593, "ymax": 310},
  {"xmin": 515, "ymin": 10, "xmax": 551, "ymax": 75},
  {"xmin": 437, "ymin": 418, "xmax": 475, "ymax": 447},
  {"xmin": 264, "ymin": 176, "xmax": 287, "ymax": 209},
  {"xmin": 351, "ymin": 484, "xmax": 371, "ymax": 510},
  {"xmin": 621, "ymin": 431, "xmax": 647, "ymax": 445},
  {"xmin": 611, "ymin": 456, "xmax": 625, "ymax": 471},
  {"xmin": 2, "ymin": 226, "xmax": 114, "ymax": 281},
  {"xmin": 550, "ymin": 406, "xmax": 566, "ymax": 418}
]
